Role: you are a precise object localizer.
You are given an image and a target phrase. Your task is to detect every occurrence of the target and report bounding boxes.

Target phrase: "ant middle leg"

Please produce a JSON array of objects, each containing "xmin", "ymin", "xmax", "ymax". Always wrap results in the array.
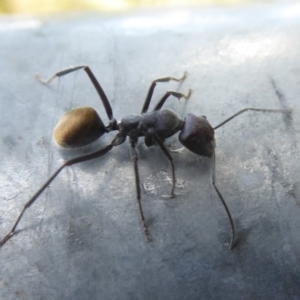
[
  {"xmin": 35, "ymin": 65, "xmax": 114, "ymax": 121},
  {"xmin": 130, "ymin": 138, "xmax": 151, "ymax": 241},
  {"xmin": 141, "ymin": 72, "xmax": 187, "ymax": 114},
  {"xmin": 153, "ymin": 133, "xmax": 176, "ymax": 198}
]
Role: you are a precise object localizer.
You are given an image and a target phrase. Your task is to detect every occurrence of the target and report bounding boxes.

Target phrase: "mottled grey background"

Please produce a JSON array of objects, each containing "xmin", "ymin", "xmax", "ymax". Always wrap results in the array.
[{"xmin": 0, "ymin": 3, "xmax": 300, "ymax": 300}]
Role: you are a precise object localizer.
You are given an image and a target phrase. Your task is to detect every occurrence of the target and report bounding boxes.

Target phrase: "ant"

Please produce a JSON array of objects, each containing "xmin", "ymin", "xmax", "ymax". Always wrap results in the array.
[{"xmin": 0, "ymin": 65, "xmax": 291, "ymax": 249}]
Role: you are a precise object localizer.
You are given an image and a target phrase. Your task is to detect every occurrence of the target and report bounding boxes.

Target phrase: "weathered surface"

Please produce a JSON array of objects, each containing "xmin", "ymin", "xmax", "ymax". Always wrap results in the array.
[{"xmin": 0, "ymin": 4, "xmax": 300, "ymax": 299}]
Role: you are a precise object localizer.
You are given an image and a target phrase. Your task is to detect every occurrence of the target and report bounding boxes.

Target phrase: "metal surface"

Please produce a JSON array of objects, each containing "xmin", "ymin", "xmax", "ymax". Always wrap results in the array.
[{"xmin": 1, "ymin": 3, "xmax": 300, "ymax": 299}]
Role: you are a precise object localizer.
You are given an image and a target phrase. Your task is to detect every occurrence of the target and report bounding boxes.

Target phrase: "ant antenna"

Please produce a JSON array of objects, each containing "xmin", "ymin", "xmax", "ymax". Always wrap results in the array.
[{"xmin": 214, "ymin": 107, "xmax": 292, "ymax": 130}]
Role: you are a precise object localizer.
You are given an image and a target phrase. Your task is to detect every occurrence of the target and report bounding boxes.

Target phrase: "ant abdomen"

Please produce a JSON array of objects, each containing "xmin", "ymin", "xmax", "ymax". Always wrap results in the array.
[
  {"xmin": 179, "ymin": 113, "xmax": 215, "ymax": 157},
  {"xmin": 53, "ymin": 106, "xmax": 107, "ymax": 148}
]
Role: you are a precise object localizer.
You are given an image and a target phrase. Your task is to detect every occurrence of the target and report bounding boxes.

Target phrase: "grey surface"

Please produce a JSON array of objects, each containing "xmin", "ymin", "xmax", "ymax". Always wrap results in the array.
[{"xmin": 1, "ymin": 3, "xmax": 300, "ymax": 300}]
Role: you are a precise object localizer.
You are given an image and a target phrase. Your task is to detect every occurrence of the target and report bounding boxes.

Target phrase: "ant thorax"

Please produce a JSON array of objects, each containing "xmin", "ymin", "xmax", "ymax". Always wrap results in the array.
[
  {"xmin": 118, "ymin": 114, "xmax": 143, "ymax": 137},
  {"xmin": 119, "ymin": 109, "xmax": 184, "ymax": 141}
]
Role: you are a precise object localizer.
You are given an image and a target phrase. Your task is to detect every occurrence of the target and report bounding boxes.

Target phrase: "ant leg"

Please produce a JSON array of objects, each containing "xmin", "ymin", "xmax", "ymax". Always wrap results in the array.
[
  {"xmin": 211, "ymin": 107, "xmax": 292, "ymax": 248},
  {"xmin": 153, "ymin": 89, "xmax": 192, "ymax": 111},
  {"xmin": 130, "ymin": 138, "xmax": 151, "ymax": 241},
  {"xmin": 0, "ymin": 143, "xmax": 114, "ymax": 247},
  {"xmin": 141, "ymin": 72, "xmax": 187, "ymax": 114},
  {"xmin": 214, "ymin": 107, "xmax": 292, "ymax": 130},
  {"xmin": 35, "ymin": 65, "xmax": 114, "ymax": 120},
  {"xmin": 212, "ymin": 151, "xmax": 235, "ymax": 250},
  {"xmin": 153, "ymin": 134, "xmax": 176, "ymax": 198}
]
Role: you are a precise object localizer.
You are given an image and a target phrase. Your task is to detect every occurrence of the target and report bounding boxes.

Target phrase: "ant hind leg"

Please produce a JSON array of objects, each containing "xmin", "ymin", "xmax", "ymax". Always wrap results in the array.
[
  {"xmin": 0, "ymin": 143, "xmax": 114, "ymax": 247},
  {"xmin": 35, "ymin": 65, "xmax": 114, "ymax": 121}
]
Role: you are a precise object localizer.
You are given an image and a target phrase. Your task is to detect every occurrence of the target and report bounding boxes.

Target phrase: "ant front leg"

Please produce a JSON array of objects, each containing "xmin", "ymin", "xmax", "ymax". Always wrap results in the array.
[
  {"xmin": 35, "ymin": 65, "xmax": 115, "ymax": 122},
  {"xmin": 211, "ymin": 151, "xmax": 236, "ymax": 250},
  {"xmin": 141, "ymin": 72, "xmax": 188, "ymax": 113}
]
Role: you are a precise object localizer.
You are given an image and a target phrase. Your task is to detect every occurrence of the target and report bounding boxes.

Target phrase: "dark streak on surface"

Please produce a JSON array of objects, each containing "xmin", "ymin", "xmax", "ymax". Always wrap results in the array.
[
  {"xmin": 269, "ymin": 77, "xmax": 298, "ymax": 154},
  {"xmin": 265, "ymin": 147, "xmax": 285, "ymax": 190},
  {"xmin": 269, "ymin": 77, "xmax": 292, "ymax": 127}
]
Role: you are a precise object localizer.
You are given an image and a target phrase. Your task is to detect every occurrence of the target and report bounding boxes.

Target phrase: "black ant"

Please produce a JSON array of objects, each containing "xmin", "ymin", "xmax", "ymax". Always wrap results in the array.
[{"xmin": 0, "ymin": 65, "xmax": 291, "ymax": 249}]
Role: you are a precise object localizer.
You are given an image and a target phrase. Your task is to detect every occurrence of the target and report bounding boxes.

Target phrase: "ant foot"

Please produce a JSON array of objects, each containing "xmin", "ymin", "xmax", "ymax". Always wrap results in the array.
[
  {"xmin": 162, "ymin": 193, "xmax": 175, "ymax": 199},
  {"xmin": 180, "ymin": 71, "xmax": 188, "ymax": 81},
  {"xmin": 141, "ymin": 220, "xmax": 151, "ymax": 242},
  {"xmin": 34, "ymin": 73, "xmax": 55, "ymax": 85}
]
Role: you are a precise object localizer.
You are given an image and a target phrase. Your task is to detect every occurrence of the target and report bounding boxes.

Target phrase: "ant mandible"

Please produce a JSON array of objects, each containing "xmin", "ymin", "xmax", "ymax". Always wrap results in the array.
[{"xmin": 0, "ymin": 65, "xmax": 291, "ymax": 249}]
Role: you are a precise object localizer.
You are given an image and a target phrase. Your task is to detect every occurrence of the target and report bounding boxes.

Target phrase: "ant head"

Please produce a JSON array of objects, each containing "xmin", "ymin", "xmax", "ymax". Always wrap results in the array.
[
  {"xmin": 179, "ymin": 113, "xmax": 215, "ymax": 157},
  {"xmin": 53, "ymin": 106, "xmax": 107, "ymax": 148}
]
